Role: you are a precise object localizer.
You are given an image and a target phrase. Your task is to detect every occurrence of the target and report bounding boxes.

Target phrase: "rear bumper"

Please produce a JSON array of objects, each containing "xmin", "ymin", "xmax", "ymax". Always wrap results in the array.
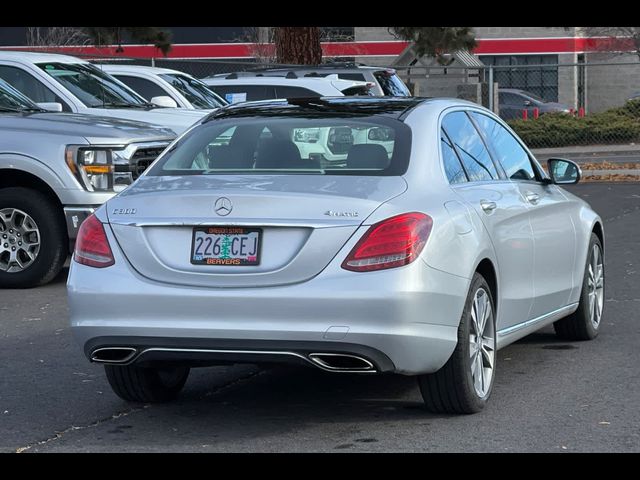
[
  {"xmin": 68, "ymin": 241, "xmax": 470, "ymax": 375},
  {"xmin": 84, "ymin": 336, "xmax": 396, "ymax": 373}
]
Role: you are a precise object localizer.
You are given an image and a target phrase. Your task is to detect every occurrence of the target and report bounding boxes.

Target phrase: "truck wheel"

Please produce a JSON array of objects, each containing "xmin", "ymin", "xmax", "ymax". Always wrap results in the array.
[{"xmin": 0, "ymin": 187, "xmax": 67, "ymax": 288}]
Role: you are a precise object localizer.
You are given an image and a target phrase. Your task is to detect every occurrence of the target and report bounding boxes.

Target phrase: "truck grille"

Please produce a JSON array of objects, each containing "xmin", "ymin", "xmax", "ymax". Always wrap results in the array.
[{"xmin": 130, "ymin": 146, "xmax": 168, "ymax": 179}]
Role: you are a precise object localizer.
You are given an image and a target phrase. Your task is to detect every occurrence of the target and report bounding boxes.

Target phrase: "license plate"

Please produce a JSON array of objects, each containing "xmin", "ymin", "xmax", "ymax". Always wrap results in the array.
[{"xmin": 190, "ymin": 227, "xmax": 262, "ymax": 266}]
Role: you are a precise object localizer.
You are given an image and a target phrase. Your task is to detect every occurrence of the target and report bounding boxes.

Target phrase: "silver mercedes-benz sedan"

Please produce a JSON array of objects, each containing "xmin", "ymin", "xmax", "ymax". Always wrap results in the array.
[{"xmin": 67, "ymin": 97, "xmax": 605, "ymax": 414}]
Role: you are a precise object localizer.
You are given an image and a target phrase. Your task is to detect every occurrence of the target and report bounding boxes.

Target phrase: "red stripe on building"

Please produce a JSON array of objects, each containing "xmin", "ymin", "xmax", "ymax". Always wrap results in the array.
[{"xmin": 0, "ymin": 37, "xmax": 635, "ymax": 59}]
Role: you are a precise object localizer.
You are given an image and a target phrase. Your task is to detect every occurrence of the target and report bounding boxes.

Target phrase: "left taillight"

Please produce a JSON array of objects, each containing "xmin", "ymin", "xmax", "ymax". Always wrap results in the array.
[
  {"xmin": 73, "ymin": 214, "xmax": 115, "ymax": 268},
  {"xmin": 341, "ymin": 212, "xmax": 433, "ymax": 272}
]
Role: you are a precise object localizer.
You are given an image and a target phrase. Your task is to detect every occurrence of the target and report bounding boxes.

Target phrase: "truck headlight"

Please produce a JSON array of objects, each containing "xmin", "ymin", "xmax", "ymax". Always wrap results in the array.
[{"xmin": 66, "ymin": 146, "xmax": 133, "ymax": 192}]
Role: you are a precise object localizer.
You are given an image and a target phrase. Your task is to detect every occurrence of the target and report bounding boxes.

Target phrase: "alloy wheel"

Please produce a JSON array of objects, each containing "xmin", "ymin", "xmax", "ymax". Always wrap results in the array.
[
  {"xmin": 469, "ymin": 287, "xmax": 495, "ymax": 398},
  {"xmin": 0, "ymin": 208, "xmax": 41, "ymax": 273},
  {"xmin": 587, "ymin": 244, "xmax": 604, "ymax": 329}
]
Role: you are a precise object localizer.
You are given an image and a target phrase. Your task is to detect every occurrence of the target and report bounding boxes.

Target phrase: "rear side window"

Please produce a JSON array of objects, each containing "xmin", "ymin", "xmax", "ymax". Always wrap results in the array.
[
  {"xmin": 0, "ymin": 65, "xmax": 71, "ymax": 111},
  {"xmin": 440, "ymin": 128, "xmax": 468, "ymax": 184},
  {"xmin": 209, "ymin": 85, "xmax": 276, "ymax": 103},
  {"xmin": 113, "ymin": 75, "xmax": 167, "ymax": 101},
  {"xmin": 471, "ymin": 112, "xmax": 537, "ymax": 181},
  {"xmin": 274, "ymin": 86, "xmax": 321, "ymax": 99},
  {"xmin": 146, "ymin": 116, "xmax": 411, "ymax": 177},
  {"xmin": 442, "ymin": 111, "xmax": 498, "ymax": 182}
]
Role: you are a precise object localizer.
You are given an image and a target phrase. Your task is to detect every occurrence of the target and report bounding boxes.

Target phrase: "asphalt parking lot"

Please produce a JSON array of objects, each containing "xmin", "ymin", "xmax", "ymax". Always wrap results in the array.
[{"xmin": 1, "ymin": 182, "xmax": 639, "ymax": 453}]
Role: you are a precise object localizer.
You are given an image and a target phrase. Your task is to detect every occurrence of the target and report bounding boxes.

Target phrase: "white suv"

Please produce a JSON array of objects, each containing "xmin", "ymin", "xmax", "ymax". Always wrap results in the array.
[
  {"xmin": 99, "ymin": 64, "xmax": 227, "ymax": 110},
  {"xmin": 202, "ymin": 74, "xmax": 373, "ymax": 104},
  {"xmin": 0, "ymin": 51, "xmax": 208, "ymax": 134}
]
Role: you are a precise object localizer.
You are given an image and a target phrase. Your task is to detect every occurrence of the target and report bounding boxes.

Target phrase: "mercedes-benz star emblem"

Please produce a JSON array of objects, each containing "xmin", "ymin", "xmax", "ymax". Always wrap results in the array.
[{"xmin": 214, "ymin": 197, "xmax": 233, "ymax": 216}]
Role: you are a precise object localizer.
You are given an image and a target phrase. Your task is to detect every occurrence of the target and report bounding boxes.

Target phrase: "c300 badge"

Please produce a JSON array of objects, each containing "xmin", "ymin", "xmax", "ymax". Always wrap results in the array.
[{"xmin": 112, "ymin": 208, "xmax": 137, "ymax": 215}]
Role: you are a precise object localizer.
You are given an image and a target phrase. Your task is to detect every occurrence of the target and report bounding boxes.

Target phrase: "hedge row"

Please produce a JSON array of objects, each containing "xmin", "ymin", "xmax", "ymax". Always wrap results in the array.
[{"xmin": 507, "ymin": 99, "xmax": 640, "ymax": 148}]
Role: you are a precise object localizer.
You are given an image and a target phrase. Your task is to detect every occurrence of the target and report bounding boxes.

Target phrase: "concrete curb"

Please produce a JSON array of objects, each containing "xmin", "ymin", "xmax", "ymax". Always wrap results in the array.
[
  {"xmin": 532, "ymin": 144, "xmax": 640, "ymax": 157},
  {"xmin": 582, "ymin": 169, "xmax": 640, "ymax": 176}
]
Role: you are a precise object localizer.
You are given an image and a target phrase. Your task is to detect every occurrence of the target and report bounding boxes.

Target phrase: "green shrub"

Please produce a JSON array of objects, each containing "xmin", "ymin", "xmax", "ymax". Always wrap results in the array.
[{"xmin": 507, "ymin": 103, "xmax": 640, "ymax": 148}]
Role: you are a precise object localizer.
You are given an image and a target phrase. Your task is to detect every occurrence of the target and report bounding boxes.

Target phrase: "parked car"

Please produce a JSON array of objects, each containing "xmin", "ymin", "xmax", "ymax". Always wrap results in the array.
[
  {"xmin": 209, "ymin": 62, "xmax": 412, "ymax": 97},
  {"xmin": 99, "ymin": 65, "xmax": 228, "ymax": 110},
  {"xmin": 202, "ymin": 75, "xmax": 373, "ymax": 103},
  {"xmin": 68, "ymin": 96, "xmax": 605, "ymax": 414},
  {"xmin": 0, "ymin": 78, "xmax": 175, "ymax": 288},
  {"xmin": 0, "ymin": 51, "xmax": 208, "ymax": 134},
  {"xmin": 498, "ymin": 88, "xmax": 570, "ymax": 120}
]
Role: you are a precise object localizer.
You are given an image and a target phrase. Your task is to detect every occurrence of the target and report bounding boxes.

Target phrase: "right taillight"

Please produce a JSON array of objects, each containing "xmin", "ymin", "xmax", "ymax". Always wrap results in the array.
[
  {"xmin": 73, "ymin": 214, "xmax": 115, "ymax": 268},
  {"xmin": 342, "ymin": 212, "xmax": 433, "ymax": 272}
]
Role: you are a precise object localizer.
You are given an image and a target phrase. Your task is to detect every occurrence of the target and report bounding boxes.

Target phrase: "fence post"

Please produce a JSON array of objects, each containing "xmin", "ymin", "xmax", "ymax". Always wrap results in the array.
[
  {"xmin": 488, "ymin": 66, "xmax": 494, "ymax": 112},
  {"xmin": 151, "ymin": 57, "xmax": 155, "ymax": 68}
]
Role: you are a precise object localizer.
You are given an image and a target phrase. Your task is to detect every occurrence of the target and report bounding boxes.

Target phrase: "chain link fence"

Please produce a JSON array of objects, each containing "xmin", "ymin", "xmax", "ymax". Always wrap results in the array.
[{"xmin": 36, "ymin": 52, "xmax": 640, "ymax": 150}]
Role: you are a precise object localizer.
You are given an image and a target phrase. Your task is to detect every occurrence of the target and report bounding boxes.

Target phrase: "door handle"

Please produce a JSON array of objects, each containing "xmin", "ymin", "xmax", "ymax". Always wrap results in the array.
[
  {"xmin": 480, "ymin": 200, "xmax": 497, "ymax": 213},
  {"xmin": 525, "ymin": 192, "xmax": 540, "ymax": 205}
]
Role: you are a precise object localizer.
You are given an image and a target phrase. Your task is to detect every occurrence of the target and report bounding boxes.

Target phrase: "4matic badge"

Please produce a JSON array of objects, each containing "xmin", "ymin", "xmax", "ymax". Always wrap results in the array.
[{"xmin": 324, "ymin": 210, "xmax": 359, "ymax": 217}]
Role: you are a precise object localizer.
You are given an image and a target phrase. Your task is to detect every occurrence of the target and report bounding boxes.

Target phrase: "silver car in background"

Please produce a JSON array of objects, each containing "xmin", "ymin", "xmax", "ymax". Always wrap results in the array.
[{"xmin": 67, "ymin": 97, "xmax": 605, "ymax": 413}]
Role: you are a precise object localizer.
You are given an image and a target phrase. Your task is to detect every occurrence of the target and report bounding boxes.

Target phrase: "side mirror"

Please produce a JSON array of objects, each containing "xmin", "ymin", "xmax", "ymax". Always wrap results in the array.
[
  {"xmin": 547, "ymin": 158, "xmax": 581, "ymax": 185},
  {"xmin": 150, "ymin": 96, "xmax": 178, "ymax": 108},
  {"xmin": 36, "ymin": 102, "xmax": 63, "ymax": 112}
]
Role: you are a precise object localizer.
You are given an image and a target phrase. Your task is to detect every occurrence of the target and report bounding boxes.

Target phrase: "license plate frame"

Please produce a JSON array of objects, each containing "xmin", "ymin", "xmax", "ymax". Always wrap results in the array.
[{"xmin": 190, "ymin": 226, "xmax": 262, "ymax": 266}]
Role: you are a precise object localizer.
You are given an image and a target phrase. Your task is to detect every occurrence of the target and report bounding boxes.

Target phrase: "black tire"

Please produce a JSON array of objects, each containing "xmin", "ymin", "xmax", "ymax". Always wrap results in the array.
[
  {"xmin": 553, "ymin": 233, "xmax": 604, "ymax": 341},
  {"xmin": 418, "ymin": 273, "xmax": 496, "ymax": 414},
  {"xmin": 104, "ymin": 364, "xmax": 190, "ymax": 403},
  {"xmin": 0, "ymin": 187, "xmax": 67, "ymax": 289}
]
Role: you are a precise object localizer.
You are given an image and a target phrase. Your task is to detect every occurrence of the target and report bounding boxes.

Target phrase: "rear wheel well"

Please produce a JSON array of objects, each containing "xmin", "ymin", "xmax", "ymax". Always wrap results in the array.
[
  {"xmin": 476, "ymin": 259, "xmax": 498, "ymax": 313},
  {"xmin": 0, "ymin": 169, "xmax": 63, "ymax": 209}
]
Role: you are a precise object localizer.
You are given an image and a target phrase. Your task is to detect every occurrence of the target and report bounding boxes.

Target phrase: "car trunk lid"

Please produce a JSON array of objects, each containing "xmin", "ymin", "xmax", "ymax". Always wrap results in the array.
[{"xmin": 106, "ymin": 174, "xmax": 406, "ymax": 287}]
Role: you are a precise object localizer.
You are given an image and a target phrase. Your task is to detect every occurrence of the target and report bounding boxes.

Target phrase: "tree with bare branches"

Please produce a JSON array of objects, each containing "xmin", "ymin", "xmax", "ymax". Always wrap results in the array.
[{"xmin": 26, "ymin": 27, "xmax": 90, "ymax": 48}]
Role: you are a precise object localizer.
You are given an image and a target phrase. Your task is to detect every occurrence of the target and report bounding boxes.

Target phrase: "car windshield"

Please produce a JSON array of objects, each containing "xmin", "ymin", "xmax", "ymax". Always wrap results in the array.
[
  {"xmin": 159, "ymin": 73, "xmax": 227, "ymax": 109},
  {"xmin": 37, "ymin": 62, "xmax": 149, "ymax": 108},
  {"xmin": 146, "ymin": 115, "xmax": 411, "ymax": 177},
  {"xmin": 373, "ymin": 71, "xmax": 411, "ymax": 96},
  {"xmin": 0, "ymin": 78, "xmax": 43, "ymax": 111}
]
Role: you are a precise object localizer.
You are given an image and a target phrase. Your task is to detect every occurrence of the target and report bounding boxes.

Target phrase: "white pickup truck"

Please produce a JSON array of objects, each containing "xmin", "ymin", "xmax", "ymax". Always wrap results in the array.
[
  {"xmin": 0, "ymin": 78, "xmax": 176, "ymax": 288},
  {"xmin": 0, "ymin": 51, "xmax": 209, "ymax": 135}
]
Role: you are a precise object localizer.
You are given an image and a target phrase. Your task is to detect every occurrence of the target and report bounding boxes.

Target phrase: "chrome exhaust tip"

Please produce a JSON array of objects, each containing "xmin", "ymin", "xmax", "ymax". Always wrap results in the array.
[
  {"xmin": 308, "ymin": 353, "xmax": 376, "ymax": 372},
  {"xmin": 91, "ymin": 347, "xmax": 138, "ymax": 364}
]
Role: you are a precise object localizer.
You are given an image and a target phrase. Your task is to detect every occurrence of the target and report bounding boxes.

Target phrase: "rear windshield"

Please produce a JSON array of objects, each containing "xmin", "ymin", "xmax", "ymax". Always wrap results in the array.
[
  {"xmin": 374, "ymin": 71, "xmax": 411, "ymax": 97},
  {"xmin": 146, "ymin": 115, "xmax": 411, "ymax": 176}
]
